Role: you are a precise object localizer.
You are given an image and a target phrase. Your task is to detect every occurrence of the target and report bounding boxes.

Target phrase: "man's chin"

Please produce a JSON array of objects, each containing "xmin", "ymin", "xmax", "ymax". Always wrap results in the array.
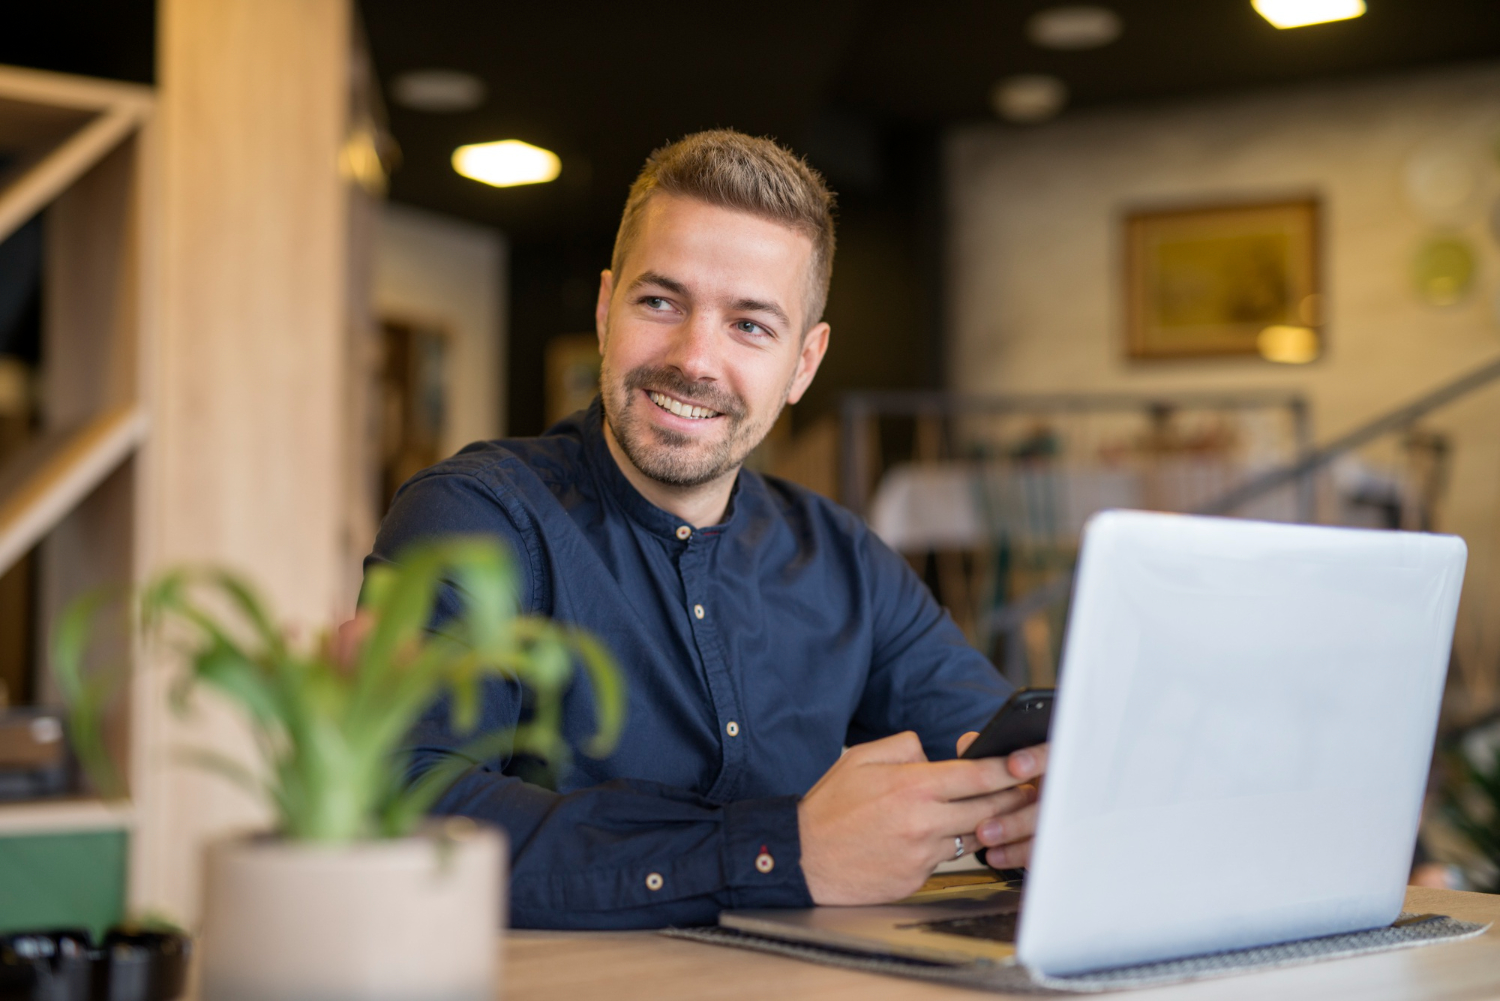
[
  {"xmin": 617, "ymin": 426, "xmax": 737, "ymax": 487},
  {"xmin": 630, "ymin": 447, "xmax": 737, "ymax": 489}
]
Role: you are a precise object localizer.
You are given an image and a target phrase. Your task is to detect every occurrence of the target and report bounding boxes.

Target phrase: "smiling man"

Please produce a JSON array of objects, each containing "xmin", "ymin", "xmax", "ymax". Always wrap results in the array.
[{"xmin": 367, "ymin": 130, "xmax": 1045, "ymax": 929}]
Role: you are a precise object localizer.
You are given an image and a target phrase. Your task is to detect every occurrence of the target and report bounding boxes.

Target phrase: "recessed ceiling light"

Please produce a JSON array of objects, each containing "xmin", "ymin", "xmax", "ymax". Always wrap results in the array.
[
  {"xmin": 991, "ymin": 75, "xmax": 1069, "ymax": 124},
  {"xmin": 1251, "ymin": 0, "xmax": 1365, "ymax": 29},
  {"xmin": 452, "ymin": 140, "xmax": 562, "ymax": 188},
  {"xmin": 1027, "ymin": 6, "xmax": 1123, "ymax": 50},
  {"xmin": 391, "ymin": 70, "xmax": 487, "ymax": 113}
]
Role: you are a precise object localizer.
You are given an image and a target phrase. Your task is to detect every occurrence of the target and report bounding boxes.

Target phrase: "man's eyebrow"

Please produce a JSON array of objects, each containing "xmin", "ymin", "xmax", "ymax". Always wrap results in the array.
[
  {"xmin": 730, "ymin": 297, "xmax": 790, "ymax": 328},
  {"xmin": 626, "ymin": 271, "xmax": 691, "ymax": 298}
]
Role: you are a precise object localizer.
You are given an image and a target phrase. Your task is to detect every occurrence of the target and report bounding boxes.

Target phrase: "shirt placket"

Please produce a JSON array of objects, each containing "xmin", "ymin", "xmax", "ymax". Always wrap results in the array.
[{"xmin": 675, "ymin": 528, "xmax": 746, "ymax": 803}]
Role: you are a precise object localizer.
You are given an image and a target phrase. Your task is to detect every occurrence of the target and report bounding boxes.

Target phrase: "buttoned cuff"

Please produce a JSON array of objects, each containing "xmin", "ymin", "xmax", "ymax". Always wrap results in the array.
[{"xmin": 722, "ymin": 795, "xmax": 814, "ymax": 909}]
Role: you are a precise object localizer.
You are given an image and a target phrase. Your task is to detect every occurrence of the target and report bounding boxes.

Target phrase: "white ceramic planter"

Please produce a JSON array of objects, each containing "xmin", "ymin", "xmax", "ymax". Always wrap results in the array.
[{"xmin": 198, "ymin": 819, "xmax": 505, "ymax": 1001}]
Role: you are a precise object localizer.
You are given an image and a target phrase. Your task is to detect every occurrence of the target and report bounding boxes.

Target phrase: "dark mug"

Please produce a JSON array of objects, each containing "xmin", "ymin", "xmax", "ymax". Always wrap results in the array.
[
  {"xmin": 0, "ymin": 929, "xmax": 92, "ymax": 1001},
  {"xmin": 93, "ymin": 931, "xmax": 189, "ymax": 1001}
]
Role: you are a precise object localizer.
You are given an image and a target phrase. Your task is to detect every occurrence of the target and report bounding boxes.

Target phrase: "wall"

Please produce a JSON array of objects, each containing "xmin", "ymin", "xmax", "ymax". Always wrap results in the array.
[
  {"xmin": 376, "ymin": 202, "xmax": 507, "ymax": 450},
  {"xmin": 947, "ymin": 62, "xmax": 1500, "ymax": 706}
]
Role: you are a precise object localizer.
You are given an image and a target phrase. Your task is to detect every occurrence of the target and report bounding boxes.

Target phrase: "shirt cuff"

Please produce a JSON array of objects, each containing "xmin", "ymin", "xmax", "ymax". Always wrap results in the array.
[{"xmin": 722, "ymin": 795, "xmax": 814, "ymax": 909}]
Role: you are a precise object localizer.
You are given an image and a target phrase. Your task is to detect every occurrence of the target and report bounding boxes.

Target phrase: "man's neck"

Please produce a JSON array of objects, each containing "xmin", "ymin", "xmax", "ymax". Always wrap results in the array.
[{"xmin": 603, "ymin": 418, "xmax": 737, "ymax": 528}]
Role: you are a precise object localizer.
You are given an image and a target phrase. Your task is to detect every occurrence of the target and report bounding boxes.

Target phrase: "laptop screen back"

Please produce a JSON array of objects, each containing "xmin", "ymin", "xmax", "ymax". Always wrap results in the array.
[{"xmin": 1018, "ymin": 511, "xmax": 1466, "ymax": 976}]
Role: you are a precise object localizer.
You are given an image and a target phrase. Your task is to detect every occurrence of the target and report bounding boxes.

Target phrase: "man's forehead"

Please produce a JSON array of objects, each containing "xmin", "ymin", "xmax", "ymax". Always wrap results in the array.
[
  {"xmin": 634, "ymin": 194, "xmax": 813, "ymax": 261},
  {"xmin": 621, "ymin": 194, "xmax": 816, "ymax": 321}
]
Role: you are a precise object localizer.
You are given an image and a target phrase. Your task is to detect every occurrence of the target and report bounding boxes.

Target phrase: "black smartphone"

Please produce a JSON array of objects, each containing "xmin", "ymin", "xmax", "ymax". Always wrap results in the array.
[{"xmin": 961, "ymin": 687, "xmax": 1054, "ymax": 760}]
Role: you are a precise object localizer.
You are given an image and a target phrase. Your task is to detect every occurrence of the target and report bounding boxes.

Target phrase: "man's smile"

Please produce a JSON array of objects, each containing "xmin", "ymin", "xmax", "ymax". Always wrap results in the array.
[{"xmin": 646, "ymin": 389, "xmax": 723, "ymax": 421}]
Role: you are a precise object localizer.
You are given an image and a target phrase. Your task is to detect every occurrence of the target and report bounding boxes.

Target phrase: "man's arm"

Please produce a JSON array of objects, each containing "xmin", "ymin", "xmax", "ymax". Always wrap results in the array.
[
  {"xmin": 792, "ymin": 521, "xmax": 1047, "ymax": 902},
  {"xmin": 371, "ymin": 469, "xmax": 812, "ymax": 928},
  {"xmin": 848, "ymin": 523, "xmax": 1015, "ymax": 758}
]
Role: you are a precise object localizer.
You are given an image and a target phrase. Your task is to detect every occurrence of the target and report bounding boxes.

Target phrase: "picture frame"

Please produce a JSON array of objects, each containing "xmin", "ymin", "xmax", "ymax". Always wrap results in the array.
[
  {"xmin": 544, "ymin": 332, "xmax": 602, "ymax": 427},
  {"xmin": 378, "ymin": 316, "xmax": 450, "ymax": 512},
  {"xmin": 1124, "ymin": 197, "xmax": 1321, "ymax": 361}
]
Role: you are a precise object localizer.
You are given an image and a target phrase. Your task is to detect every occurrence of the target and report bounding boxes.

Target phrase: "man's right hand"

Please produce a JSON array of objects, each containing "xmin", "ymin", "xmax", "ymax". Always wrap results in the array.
[{"xmin": 796, "ymin": 731, "xmax": 1041, "ymax": 906}]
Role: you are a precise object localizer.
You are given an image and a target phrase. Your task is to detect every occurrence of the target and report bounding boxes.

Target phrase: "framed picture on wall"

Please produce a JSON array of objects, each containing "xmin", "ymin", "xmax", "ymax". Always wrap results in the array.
[
  {"xmin": 378, "ymin": 317, "xmax": 449, "ymax": 513},
  {"xmin": 544, "ymin": 332, "xmax": 602, "ymax": 427},
  {"xmin": 1124, "ymin": 197, "xmax": 1321, "ymax": 361}
]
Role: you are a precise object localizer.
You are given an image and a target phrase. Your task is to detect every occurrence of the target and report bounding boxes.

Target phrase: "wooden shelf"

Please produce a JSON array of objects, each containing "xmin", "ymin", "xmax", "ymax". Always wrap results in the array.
[
  {"xmin": 0, "ymin": 64, "xmax": 153, "ymax": 878},
  {"xmin": 0, "ymin": 65, "xmax": 151, "ymax": 247},
  {"xmin": 0, "ymin": 406, "xmax": 147, "ymax": 578},
  {"xmin": 0, "ymin": 797, "xmax": 133, "ymax": 837}
]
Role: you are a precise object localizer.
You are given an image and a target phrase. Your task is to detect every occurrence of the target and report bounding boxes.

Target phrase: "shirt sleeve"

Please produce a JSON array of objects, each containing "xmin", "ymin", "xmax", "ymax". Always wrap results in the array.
[
  {"xmin": 367, "ymin": 468, "xmax": 814, "ymax": 928},
  {"xmin": 846, "ymin": 524, "xmax": 1014, "ymax": 761}
]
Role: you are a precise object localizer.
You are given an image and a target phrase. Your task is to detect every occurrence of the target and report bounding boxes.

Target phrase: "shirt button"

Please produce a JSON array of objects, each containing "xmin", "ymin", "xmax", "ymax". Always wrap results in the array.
[
  {"xmin": 755, "ymin": 852, "xmax": 775, "ymax": 874},
  {"xmin": 725, "ymin": 720, "xmax": 740, "ymax": 737},
  {"xmin": 645, "ymin": 872, "xmax": 664, "ymax": 891},
  {"xmin": 693, "ymin": 603, "xmax": 705, "ymax": 620},
  {"xmin": 675, "ymin": 525, "xmax": 692, "ymax": 541}
]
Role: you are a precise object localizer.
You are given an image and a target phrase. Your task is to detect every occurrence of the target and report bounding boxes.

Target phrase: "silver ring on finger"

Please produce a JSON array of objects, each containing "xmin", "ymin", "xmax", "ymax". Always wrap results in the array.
[{"xmin": 953, "ymin": 835, "xmax": 966, "ymax": 860}]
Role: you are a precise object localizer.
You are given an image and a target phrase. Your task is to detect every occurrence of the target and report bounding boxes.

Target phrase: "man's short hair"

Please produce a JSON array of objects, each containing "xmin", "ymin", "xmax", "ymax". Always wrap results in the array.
[{"xmin": 611, "ymin": 129, "xmax": 837, "ymax": 328}]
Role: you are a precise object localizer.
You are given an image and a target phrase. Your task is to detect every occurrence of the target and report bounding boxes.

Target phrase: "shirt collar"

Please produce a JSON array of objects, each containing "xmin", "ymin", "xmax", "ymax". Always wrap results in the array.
[{"xmin": 581, "ymin": 396, "xmax": 743, "ymax": 541}]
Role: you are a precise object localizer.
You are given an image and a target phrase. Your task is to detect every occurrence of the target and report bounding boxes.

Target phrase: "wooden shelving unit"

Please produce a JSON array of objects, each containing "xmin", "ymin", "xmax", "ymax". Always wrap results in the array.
[
  {"xmin": 0, "ymin": 64, "xmax": 154, "ymax": 839},
  {"xmin": 0, "ymin": 797, "xmax": 135, "ymax": 837}
]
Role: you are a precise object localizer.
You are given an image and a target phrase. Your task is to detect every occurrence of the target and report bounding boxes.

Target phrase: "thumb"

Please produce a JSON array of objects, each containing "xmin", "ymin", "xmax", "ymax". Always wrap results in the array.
[{"xmin": 956, "ymin": 730, "xmax": 980, "ymax": 756}]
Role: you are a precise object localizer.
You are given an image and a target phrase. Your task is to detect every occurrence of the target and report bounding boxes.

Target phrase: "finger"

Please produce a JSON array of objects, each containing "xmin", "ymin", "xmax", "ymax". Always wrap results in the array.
[
  {"xmin": 846, "ymin": 730, "xmax": 929, "ymax": 766},
  {"xmin": 956, "ymin": 731, "xmax": 980, "ymax": 756},
  {"xmin": 923, "ymin": 756, "xmax": 1027, "ymax": 801},
  {"xmin": 984, "ymin": 838, "xmax": 1033, "ymax": 869},
  {"xmin": 977, "ymin": 800, "xmax": 1039, "ymax": 847},
  {"xmin": 936, "ymin": 785, "xmax": 1035, "ymax": 836},
  {"xmin": 1007, "ymin": 743, "xmax": 1049, "ymax": 781},
  {"xmin": 930, "ymin": 833, "xmax": 984, "ymax": 868}
]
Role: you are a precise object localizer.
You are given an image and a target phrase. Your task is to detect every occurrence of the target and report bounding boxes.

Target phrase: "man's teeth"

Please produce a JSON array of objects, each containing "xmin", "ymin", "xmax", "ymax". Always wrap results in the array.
[{"xmin": 649, "ymin": 391, "xmax": 720, "ymax": 420}]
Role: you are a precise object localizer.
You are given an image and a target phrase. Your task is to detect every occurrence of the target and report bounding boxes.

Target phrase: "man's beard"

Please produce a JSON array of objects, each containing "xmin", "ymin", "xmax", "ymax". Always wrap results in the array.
[{"xmin": 601, "ymin": 361, "xmax": 778, "ymax": 489}]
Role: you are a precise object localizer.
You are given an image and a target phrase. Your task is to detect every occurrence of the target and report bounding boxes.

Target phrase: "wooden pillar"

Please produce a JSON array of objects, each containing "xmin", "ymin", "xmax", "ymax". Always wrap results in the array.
[{"xmin": 140, "ymin": 0, "xmax": 353, "ymax": 923}]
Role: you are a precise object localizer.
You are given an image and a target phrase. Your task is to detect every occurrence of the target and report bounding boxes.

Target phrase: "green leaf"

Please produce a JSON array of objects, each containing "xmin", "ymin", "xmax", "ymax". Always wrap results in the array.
[
  {"xmin": 173, "ymin": 746, "xmax": 269, "ymax": 803},
  {"xmin": 569, "ymin": 630, "xmax": 625, "ymax": 758},
  {"xmin": 49, "ymin": 589, "xmax": 126, "ymax": 799},
  {"xmin": 53, "ymin": 534, "xmax": 624, "ymax": 845}
]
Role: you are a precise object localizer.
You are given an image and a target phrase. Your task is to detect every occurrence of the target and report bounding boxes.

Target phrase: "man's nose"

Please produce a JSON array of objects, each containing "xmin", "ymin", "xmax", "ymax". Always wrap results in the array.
[{"xmin": 662, "ymin": 311, "xmax": 720, "ymax": 383}]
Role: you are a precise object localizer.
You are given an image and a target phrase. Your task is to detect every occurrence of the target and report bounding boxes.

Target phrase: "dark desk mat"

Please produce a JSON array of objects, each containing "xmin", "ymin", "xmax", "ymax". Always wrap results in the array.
[{"xmin": 663, "ymin": 913, "xmax": 1489, "ymax": 994}]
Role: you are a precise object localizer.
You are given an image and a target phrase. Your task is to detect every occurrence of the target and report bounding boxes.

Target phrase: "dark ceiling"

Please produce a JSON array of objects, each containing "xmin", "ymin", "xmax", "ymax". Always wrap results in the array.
[{"xmin": 361, "ymin": 0, "xmax": 1500, "ymax": 246}]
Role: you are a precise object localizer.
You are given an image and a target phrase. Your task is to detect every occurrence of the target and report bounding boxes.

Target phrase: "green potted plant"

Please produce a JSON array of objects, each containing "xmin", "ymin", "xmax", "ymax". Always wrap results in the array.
[
  {"xmin": 54, "ymin": 536, "xmax": 621, "ymax": 1001},
  {"xmin": 1436, "ymin": 720, "xmax": 1500, "ymax": 891}
]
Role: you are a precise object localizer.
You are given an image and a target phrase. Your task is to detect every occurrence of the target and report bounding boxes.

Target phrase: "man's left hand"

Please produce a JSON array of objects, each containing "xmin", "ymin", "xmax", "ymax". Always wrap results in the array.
[{"xmin": 954, "ymin": 733, "xmax": 1047, "ymax": 868}]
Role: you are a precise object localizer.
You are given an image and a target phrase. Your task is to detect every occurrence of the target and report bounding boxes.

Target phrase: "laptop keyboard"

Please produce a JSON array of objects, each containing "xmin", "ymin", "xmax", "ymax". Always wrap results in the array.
[{"xmin": 914, "ymin": 910, "xmax": 1020, "ymax": 943}]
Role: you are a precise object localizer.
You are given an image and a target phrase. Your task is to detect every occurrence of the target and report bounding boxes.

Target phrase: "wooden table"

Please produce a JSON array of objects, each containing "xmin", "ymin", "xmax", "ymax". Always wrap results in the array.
[{"xmin": 502, "ymin": 887, "xmax": 1500, "ymax": 1000}]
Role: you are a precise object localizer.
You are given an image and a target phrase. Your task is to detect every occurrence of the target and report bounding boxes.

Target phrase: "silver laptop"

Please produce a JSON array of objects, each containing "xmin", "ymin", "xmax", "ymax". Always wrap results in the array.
[{"xmin": 723, "ymin": 510, "xmax": 1467, "ymax": 977}]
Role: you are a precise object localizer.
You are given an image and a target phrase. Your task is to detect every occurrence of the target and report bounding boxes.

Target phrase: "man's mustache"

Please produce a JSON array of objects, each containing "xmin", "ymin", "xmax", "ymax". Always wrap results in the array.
[{"xmin": 624, "ymin": 366, "xmax": 747, "ymax": 421}]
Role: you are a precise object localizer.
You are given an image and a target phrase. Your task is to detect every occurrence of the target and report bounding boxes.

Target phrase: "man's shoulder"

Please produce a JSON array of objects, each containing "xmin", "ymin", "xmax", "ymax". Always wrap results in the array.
[
  {"xmin": 401, "ymin": 424, "xmax": 589, "ymax": 504},
  {"xmin": 373, "ymin": 421, "xmax": 594, "ymax": 605},
  {"xmin": 746, "ymin": 470, "xmax": 870, "ymax": 544}
]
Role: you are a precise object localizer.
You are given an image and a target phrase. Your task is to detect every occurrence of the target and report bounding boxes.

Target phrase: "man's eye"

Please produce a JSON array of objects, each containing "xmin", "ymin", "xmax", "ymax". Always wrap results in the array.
[
  {"xmin": 642, "ymin": 296, "xmax": 671, "ymax": 310},
  {"xmin": 735, "ymin": 320, "xmax": 765, "ymax": 336}
]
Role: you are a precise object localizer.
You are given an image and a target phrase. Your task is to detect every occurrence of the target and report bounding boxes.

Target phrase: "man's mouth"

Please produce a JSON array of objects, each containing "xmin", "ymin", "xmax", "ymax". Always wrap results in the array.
[{"xmin": 648, "ymin": 391, "xmax": 722, "ymax": 421}]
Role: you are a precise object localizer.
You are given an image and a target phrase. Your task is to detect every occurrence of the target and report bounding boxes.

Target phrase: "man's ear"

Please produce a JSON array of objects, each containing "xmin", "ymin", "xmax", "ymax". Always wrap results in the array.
[
  {"xmin": 786, "ymin": 322, "xmax": 831, "ymax": 405},
  {"xmin": 595, "ymin": 269, "xmax": 615, "ymax": 352}
]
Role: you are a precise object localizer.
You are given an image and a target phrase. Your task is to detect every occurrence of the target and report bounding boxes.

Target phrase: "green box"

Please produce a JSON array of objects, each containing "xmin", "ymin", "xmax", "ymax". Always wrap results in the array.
[{"xmin": 0, "ymin": 828, "xmax": 127, "ymax": 939}]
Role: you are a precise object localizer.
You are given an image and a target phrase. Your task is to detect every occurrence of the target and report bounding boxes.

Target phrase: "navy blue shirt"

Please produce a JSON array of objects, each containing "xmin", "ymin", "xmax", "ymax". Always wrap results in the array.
[{"xmin": 365, "ymin": 399, "xmax": 1011, "ymax": 929}]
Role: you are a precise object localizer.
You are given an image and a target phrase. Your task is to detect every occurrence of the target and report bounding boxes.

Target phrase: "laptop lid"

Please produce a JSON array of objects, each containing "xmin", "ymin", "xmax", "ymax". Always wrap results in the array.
[{"xmin": 1018, "ymin": 511, "xmax": 1466, "ymax": 976}]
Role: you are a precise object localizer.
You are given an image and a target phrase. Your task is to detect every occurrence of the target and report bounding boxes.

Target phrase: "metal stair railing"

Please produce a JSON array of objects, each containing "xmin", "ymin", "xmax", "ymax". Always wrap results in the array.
[
  {"xmin": 1198, "ymin": 353, "xmax": 1500, "ymax": 516},
  {"xmin": 987, "ymin": 352, "xmax": 1500, "ymax": 685}
]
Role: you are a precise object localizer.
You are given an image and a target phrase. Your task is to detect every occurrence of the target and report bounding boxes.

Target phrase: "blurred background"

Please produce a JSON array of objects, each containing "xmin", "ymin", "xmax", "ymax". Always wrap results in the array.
[{"xmin": 3, "ymin": 0, "xmax": 1500, "ymax": 931}]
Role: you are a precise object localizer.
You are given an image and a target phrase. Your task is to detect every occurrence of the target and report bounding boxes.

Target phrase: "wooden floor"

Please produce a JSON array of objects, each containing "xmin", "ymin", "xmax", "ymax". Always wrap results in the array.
[{"xmin": 502, "ymin": 887, "xmax": 1500, "ymax": 1000}]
